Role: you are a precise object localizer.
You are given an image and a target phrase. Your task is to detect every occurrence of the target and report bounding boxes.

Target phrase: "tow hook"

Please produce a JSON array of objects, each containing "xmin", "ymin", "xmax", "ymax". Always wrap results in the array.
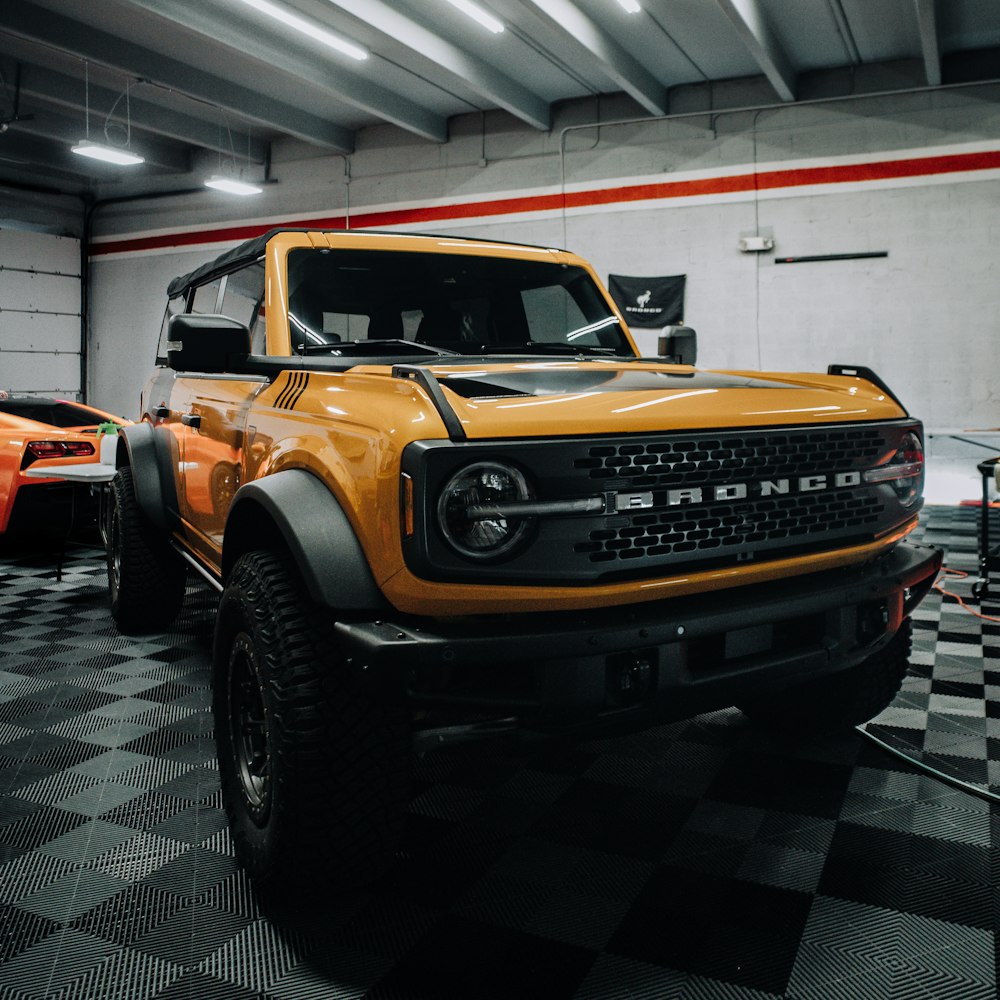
[{"xmin": 607, "ymin": 650, "xmax": 655, "ymax": 707}]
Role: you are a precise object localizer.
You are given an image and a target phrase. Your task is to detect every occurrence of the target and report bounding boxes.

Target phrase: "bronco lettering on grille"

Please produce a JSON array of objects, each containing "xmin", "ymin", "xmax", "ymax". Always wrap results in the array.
[{"xmin": 662, "ymin": 470, "xmax": 862, "ymax": 507}]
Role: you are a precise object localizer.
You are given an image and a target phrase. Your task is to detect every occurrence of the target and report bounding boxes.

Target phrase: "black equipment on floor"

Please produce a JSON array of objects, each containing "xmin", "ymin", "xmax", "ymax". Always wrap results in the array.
[{"xmin": 973, "ymin": 456, "xmax": 1000, "ymax": 601}]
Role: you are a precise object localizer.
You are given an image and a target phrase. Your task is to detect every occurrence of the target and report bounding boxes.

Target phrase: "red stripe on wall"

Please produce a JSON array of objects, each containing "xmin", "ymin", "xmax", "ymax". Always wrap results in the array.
[{"xmin": 89, "ymin": 148, "xmax": 1000, "ymax": 258}]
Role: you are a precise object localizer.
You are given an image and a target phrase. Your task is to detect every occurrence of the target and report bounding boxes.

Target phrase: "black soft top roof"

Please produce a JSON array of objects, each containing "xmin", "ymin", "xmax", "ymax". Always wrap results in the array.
[
  {"xmin": 166, "ymin": 227, "xmax": 568, "ymax": 299},
  {"xmin": 167, "ymin": 228, "xmax": 318, "ymax": 298}
]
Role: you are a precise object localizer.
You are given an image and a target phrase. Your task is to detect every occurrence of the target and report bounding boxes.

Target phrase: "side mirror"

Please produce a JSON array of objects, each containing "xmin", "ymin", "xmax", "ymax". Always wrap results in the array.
[
  {"xmin": 167, "ymin": 313, "xmax": 251, "ymax": 373},
  {"xmin": 657, "ymin": 325, "xmax": 697, "ymax": 365}
]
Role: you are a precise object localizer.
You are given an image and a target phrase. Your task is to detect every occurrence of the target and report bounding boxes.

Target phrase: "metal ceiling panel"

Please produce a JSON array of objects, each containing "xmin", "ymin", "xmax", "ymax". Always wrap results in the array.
[
  {"xmin": 488, "ymin": 0, "xmax": 621, "ymax": 95},
  {"xmin": 839, "ymin": 0, "xmax": 922, "ymax": 63},
  {"xmin": 573, "ymin": 0, "xmax": 715, "ymax": 88},
  {"xmin": 0, "ymin": 1, "xmax": 359, "ymax": 148},
  {"xmin": 0, "ymin": 0, "xmax": 996, "ymax": 206},
  {"xmin": 756, "ymin": 0, "xmax": 856, "ymax": 71},
  {"xmin": 393, "ymin": 0, "xmax": 591, "ymax": 104},
  {"xmin": 640, "ymin": 0, "xmax": 763, "ymax": 81}
]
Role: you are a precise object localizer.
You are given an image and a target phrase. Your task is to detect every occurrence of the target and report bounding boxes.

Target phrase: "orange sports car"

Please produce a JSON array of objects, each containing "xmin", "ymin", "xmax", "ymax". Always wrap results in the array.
[{"xmin": 0, "ymin": 394, "xmax": 126, "ymax": 539}]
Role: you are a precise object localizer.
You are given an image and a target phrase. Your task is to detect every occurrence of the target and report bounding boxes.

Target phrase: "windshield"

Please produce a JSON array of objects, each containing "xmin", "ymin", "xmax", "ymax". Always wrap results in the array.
[{"xmin": 285, "ymin": 248, "xmax": 631, "ymax": 357}]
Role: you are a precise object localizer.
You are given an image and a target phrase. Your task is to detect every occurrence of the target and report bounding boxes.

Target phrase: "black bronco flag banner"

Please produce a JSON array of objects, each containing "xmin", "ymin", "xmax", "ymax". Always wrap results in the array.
[{"xmin": 608, "ymin": 273, "xmax": 686, "ymax": 328}]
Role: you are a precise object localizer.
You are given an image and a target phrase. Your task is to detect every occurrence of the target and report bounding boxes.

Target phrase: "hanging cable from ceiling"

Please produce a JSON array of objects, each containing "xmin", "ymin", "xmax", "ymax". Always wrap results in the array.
[{"xmin": 71, "ymin": 61, "xmax": 144, "ymax": 166}]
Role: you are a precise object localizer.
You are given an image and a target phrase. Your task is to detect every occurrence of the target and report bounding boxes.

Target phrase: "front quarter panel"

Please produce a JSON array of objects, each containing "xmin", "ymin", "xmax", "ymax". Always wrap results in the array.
[{"xmin": 245, "ymin": 369, "xmax": 448, "ymax": 588}]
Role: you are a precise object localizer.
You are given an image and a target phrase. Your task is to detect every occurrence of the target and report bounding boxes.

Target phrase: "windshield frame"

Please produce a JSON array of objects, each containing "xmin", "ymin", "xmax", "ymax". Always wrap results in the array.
[{"xmin": 275, "ymin": 244, "xmax": 636, "ymax": 361}]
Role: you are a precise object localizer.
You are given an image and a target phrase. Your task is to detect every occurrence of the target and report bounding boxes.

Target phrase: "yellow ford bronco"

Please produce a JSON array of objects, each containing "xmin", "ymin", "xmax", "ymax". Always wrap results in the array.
[{"xmin": 107, "ymin": 228, "xmax": 941, "ymax": 891}]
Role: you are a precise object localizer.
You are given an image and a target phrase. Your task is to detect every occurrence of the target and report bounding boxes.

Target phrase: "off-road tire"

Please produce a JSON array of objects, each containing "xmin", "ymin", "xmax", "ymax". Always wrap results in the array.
[
  {"xmin": 214, "ymin": 549, "xmax": 410, "ymax": 894},
  {"xmin": 738, "ymin": 618, "xmax": 912, "ymax": 734},
  {"xmin": 107, "ymin": 466, "xmax": 186, "ymax": 633}
]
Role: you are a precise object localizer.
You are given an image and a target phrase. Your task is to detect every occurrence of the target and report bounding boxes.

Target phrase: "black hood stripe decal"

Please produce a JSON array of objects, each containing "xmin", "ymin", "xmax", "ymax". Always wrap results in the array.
[{"xmin": 437, "ymin": 368, "xmax": 805, "ymax": 400}]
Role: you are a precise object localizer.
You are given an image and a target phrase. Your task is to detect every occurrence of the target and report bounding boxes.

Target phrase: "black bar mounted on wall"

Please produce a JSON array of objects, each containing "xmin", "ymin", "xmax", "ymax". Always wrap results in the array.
[{"xmin": 774, "ymin": 252, "xmax": 889, "ymax": 264}]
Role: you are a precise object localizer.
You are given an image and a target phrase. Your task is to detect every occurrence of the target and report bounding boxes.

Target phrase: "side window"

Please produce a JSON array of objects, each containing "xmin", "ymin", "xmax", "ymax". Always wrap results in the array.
[
  {"xmin": 221, "ymin": 261, "xmax": 264, "ymax": 326},
  {"xmin": 191, "ymin": 276, "xmax": 224, "ymax": 314},
  {"xmin": 521, "ymin": 285, "xmax": 589, "ymax": 343},
  {"xmin": 155, "ymin": 296, "xmax": 184, "ymax": 365},
  {"xmin": 221, "ymin": 260, "xmax": 265, "ymax": 353}
]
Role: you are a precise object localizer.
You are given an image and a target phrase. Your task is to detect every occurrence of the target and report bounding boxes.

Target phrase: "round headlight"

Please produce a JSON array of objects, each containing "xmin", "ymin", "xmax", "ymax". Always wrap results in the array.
[
  {"xmin": 437, "ymin": 461, "xmax": 532, "ymax": 560},
  {"xmin": 892, "ymin": 431, "xmax": 924, "ymax": 507},
  {"xmin": 864, "ymin": 430, "xmax": 924, "ymax": 507}
]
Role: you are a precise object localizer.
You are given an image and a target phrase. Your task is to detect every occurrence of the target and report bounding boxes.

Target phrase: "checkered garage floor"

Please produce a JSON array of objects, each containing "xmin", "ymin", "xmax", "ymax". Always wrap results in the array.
[{"xmin": 0, "ymin": 506, "xmax": 998, "ymax": 1000}]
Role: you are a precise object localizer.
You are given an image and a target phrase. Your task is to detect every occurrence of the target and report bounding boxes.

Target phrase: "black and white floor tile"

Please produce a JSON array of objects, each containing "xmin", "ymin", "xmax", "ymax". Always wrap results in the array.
[
  {"xmin": 861, "ymin": 505, "xmax": 1000, "ymax": 798},
  {"xmin": 0, "ymin": 506, "xmax": 997, "ymax": 1000}
]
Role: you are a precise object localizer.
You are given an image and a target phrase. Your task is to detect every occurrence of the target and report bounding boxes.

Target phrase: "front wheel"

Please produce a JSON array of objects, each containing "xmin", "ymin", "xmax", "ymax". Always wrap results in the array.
[
  {"xmin": 214, "ymin": 550, "xmax": 410, "ymax": 894},
  {"xmin": 106, "ymin": 466, "xmax": 186, "ymax": 634},
  {"xmin": 738, "ymin": 619, "xmax": 912, "ymax": 735}
]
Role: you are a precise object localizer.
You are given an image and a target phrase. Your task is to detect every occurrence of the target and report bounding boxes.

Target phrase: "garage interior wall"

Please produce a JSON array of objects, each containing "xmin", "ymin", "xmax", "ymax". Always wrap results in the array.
[
  {"xmin": 87, "ymin": 80, "xmax": 1000, "ymax": 433},
  {"xmin": 0, "ymin": 229, "xmax": 81, "ymax": 399}
]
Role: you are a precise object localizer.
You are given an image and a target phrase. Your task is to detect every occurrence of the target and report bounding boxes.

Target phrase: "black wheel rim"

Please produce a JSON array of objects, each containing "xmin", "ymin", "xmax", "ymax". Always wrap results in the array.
[
  {"xmin": 109, "ymin": 501, "xmax": 122, "ymax": 597},
  {"xmin": 229, "ymin": 633, "xmax": 271, "ymax": 817}
]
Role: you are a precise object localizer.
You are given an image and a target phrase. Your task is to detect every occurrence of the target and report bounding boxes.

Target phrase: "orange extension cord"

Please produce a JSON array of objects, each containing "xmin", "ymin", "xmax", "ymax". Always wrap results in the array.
[{"xmin": 934, "ymin": 568, "xmax": 1000, "ymax": 624}]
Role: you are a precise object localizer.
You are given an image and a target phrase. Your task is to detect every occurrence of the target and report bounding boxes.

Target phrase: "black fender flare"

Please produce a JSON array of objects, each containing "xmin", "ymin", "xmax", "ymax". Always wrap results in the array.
[
  {"xmin": 223, "ymin": 469, "xmax": 388, "ymax": 612},
  {"xmin": 115, "ymin": 422, "xmax": 179, "ymax": 534}
]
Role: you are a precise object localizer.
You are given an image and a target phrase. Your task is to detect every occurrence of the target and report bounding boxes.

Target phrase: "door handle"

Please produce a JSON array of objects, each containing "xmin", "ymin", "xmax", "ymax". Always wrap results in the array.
[{"xmin": 180, "ymin": 413, "xmax": 201, "ymax": 428}]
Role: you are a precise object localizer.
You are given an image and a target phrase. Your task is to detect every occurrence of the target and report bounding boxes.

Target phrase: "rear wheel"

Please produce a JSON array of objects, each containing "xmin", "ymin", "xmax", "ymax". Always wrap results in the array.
[
  {"xmin": 214, "ymin": 549, "xmax": 410, "ymax": 893},
  {"xmin": 107, "ymin": 466, "xmax": 186, "ymax": 633},
  {"xmin": 738, "ymin": 619, "xmax": 912, "ymax": 734}
]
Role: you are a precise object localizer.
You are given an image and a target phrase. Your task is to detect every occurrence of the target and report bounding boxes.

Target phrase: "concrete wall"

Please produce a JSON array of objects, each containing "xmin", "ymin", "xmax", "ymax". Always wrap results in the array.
[{"xmin": 87, "ymin": 82, "xmax": 1000, "ymax": 436}]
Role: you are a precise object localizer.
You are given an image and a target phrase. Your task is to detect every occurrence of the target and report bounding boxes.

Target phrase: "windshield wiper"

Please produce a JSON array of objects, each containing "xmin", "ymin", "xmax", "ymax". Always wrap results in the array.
[{"xmin": 303, "ymin": 339, "xmax": 459, "ymax": 356}]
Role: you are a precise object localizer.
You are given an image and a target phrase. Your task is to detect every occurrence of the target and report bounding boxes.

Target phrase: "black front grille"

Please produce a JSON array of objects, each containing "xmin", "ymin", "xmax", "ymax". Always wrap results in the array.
[
  {"xmin": 575, "ymin": 489, "xmax": 884, "ymax": 564},
  {"xmin": 572, "ymin": 426, "xmax": 886, "ymax": 490},
  {"xmin": 403, "ymin": 419, "xmax": 918, "ymax": 585}
]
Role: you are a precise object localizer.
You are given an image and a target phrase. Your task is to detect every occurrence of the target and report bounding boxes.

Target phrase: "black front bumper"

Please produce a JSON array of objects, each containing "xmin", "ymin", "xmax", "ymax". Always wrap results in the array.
[{"xmin": 336, "ymin": 540, "xmax": 942, "ymax": 730}]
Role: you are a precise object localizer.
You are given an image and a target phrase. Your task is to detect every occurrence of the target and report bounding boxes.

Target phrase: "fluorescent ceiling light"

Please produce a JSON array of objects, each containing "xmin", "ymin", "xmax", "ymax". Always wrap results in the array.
[
  {"xmin": 205, "ymin": 175, "xmax": 263, "ymax": 195},
  {"xmin": 444, "ymin": 0, "xmax": 504, "ymax": 33},
  {"xmin": 236, "ymin": 0, "xmax": 368, "ymax": 59},
  {"xmin": 71, "ymin": 140, "xmax": 144, "ymax": 166},
  {"xmin": 617, "ymin": 0, "xmax": 642, "ymax": 11}
]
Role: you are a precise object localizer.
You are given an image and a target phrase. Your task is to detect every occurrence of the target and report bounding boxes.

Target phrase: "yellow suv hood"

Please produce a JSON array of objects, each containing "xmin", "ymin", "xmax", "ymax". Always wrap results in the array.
[{"xmin": 413, "ymin": 361, "xmax": 907, "ymax": 438}]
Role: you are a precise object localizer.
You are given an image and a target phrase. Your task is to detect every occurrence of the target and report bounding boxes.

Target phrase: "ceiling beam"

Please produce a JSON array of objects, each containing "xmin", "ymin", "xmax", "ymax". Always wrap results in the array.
[
  {"xmin": 122, "ymin": 0, "xmax": 448, "ymax": 142},
  {"xmin": 0, "ymin": 2, "xmax": 356, "ymax": 151},
  {"xmin": 914, "ymin": 0, "xmax": 941, "ymax": 86},
  {"xmin": 0, "ymin": 161, "xmax": 87, "ymax": 197},
  {"xmin": 826, "ymin": 0, "xmax": 861, "ymax": 64},
  {"xmin": 521, "ymin": 0, "xmax": 668, "ymax": 115},
  {"xmin": 13, "ymin": 63, "xmax": 267, "ymax": 162},
  {"xmin": 715, "ymin": 0, "xmax": 796, "ymax": 101},
  {"xmin": 326, "ymin": 0, "xmax": 550, "ymax": 131},
  {"xmin": 0, "ymin": 174, "xmax": 86, "ymax": 211}
]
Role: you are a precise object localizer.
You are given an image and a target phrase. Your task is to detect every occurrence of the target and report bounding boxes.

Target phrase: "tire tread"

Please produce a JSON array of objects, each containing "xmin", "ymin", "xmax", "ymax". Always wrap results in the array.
[
  {"xmin": 108, "ymin": 466, "xmax": 185, "ymax": 633},
  {"xmin": 216, "ymin": 550, "xmax": 409, "ymax": 892}
]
